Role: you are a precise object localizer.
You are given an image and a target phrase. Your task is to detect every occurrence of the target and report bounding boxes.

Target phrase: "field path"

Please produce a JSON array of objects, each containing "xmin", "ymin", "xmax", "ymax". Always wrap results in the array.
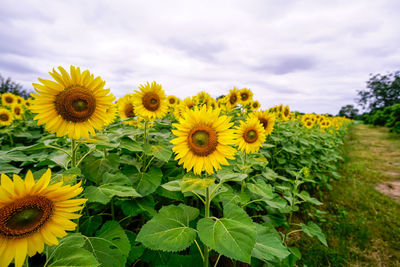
[{"xmin": 299, "ymin": 123, "xmax": 400, "ymax": 266}]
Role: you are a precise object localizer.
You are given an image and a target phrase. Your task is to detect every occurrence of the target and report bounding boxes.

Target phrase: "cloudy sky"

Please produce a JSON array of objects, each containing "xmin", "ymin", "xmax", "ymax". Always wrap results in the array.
[{"xmin": 1, "ymin": 0, "xmax": 399, "ymax": 114}]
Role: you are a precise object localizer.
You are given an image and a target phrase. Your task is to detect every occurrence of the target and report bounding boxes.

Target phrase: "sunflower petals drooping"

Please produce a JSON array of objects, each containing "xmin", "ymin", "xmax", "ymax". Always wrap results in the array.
[
  {"xmin": 233, "ymin": 116, "xmax": 266, "ymax": 154},
  {"xmin": 31, "ymin": 66, "xmax": 116, "ymax": 140},
  {"xmin": 171, "ymin": 106, "xmax": 236, "ymax": 175},
  {"xmin": 0, "ymin": 169, "xmax": 86, "ymax": 267},
  {"xmin": 132, "ymin": 81, "xmax": 168, "ymax": 121}
]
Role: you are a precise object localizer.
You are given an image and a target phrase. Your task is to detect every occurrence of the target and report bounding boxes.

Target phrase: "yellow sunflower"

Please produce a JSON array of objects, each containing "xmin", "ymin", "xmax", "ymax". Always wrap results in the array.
[
  {"xmin": 0, "ymin": 108, "xmax": 13, "ymax": 126},
  {"xmin": 182, "ymin": 97, "xmax": 196, "ymax": 110},
  {"xmin": 117, "ymin": 94, "xmax": 136, "ymax": 125},
  {"xmin": 226, "ymin": 87, "xmax": 239, "ymax": 108},
  {"xmin": 238, "ymin": 88, "xmax": 253, "ymax": 105},
  {"xmin": 195, "ymin": 91, "xmax": 211, "ymax": 106},
  {"xmin": 132, "ymin": 81, "xmax": 168, "ymax": 121},
  {"xmin": 0, "ymin": 169, "xmax": 86, "ymax": 267},
  {"xmin": 25, "ymin": 98, "xmax": 34, "ymax": 110},
  {"xmin": 250, "ymin": 100, "xmax": 260, "ymax": 110},
  {"xmin": 171, "ymin": 106, "xmax": 236, "ymax": 175},
  {"xmin": 167, "ymin": 95, "xmax": 180, "ymax": 107},
  {"xmin": 12, "ymin": 104, "xmax": 24, "ymax": 120},
  {"xmin": 16, "ymin": 96, "xmax": 25, "ymax": 105},
  {"xmin": 173, "ymin": 103, "xmax": 190, "ymax": 121},
  {"xmin": 1, "ymin": 93, "xmax": 16, "ymax": 107},
  {"xmin": 282, "ymin": 105, "xmax": 290, "ymax": 120},
  {"xmin": 304, "ymin": 119, "xmax": 314, "ymax": 129},
  {"xmin": 234, "ymin": 116, "xmax": 266, "ymax": 154},
  {"xmin": 104, "ymin": 103, "xmax": 117, "ymax": 126},
  {"xmin": 31, "ymin": 66, "xmax": 116, "ymax": 140},
  {"xmin": 251, "ymin": 110, "xmax": 276, "ymax": 135}
]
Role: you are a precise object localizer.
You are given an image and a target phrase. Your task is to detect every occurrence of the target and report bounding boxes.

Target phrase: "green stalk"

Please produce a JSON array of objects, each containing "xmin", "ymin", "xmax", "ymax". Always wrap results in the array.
[
  {"xmin": 71, "ymin": 139, "xmax": 77, "ymax": 168},
  {"xmin": 204, "ymin": 187, "xmax": 210, "ymax": 267}
]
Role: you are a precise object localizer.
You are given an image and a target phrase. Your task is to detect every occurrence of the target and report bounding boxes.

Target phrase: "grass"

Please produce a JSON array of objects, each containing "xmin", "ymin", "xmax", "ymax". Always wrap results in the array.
[{"xmin": 297, "ymin": 124, "xmax": 400, "ymax": 267}]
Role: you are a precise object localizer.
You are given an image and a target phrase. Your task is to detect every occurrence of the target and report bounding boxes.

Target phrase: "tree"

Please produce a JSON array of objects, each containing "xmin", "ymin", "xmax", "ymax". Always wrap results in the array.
[
  {"xmin": 357, "ymin": 71, "xmax": 400, "ymax": 111},
  {"xmin": 338, "ymin": 104, "xmax": 359, "ymax": 119},
  {"xmin": 0, "ymin": 73, "xmax": 30, "ymax": 98}
]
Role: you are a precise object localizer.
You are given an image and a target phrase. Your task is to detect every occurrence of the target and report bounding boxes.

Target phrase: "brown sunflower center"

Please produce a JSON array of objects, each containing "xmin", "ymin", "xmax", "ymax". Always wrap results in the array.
[
  {"xmin": 244, "ymin": 128, "xmax": 258, "ymax": 143},
  {"xmin": 5, "ymin": 96, "xmax": 13, "ymax": 103},
  {"xmin": 241, "ymin": 93, "xmax": 249, "ymax": 101},
  {"xmin": 188, "ymin": 125, "xmax": 218, "ymax": 156},
  {"xmin": 284, "ymin": 109, "xmax": 289, "ymax": 117},
  {"xmin": 0, "ymin": 114, "xmax": 9, "ymax": 121},
  {"xmin": 259, "ymin": 118, "xmax": 268, "ymax": 129},
  {"xmin": 55, "ymin": 86, "xmax": 96, "ymax": 123},
  {"xmin": 307, "ymin": 121, "xmax": 312, "ymax": 126},
  {"xmin": 229, "ymin": 94, "xmax": 237, "ymax": 105},
  {"xmin": 169, "ymin": 98, "xmax": 175, "ymax": 104},
  {"xmin": 124, "ymin": 104, "xmax": 135, "ymax": 117},
  {"xmin": 14, "ymin": 107, "xmax": 21, "ymax": 115},
  {"xmin": 0, "ymin": 196, "xmax": 53, "ymax": 238},
  {"xmin": 142, "ymin": 92, "xmax": 160, "ymax": 111},
  {"xmin": 253, "ymin": 103, "xmax": 258, "ymax": 108}
]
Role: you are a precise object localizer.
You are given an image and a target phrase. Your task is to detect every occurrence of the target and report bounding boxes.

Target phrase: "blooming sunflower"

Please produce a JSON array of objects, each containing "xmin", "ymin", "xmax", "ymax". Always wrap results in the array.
[
  {"xmin": 0, "ymin": 169, "xmax": 86, "ymax": 267},
  {"xmin": 251, "ymin": 110, "xmax": 276, "ymax": 135},
  {"xmin": 182, "ymin": 97, "xmax": 196, "ymax": 110},
  {"xmin": 233, "ymin": 116, "xmax": 266, "ymax": 154},
  {"xmin": 132, "ymin": 81, "xmax": 168, "ymax": 121},
  {"xmin": 0, "ymin": 108, "xmax": 13, "ymax": 126},
  {"xmin": 171, "ymin": 106, "xmax": 236, "ymax": 175},
  {"xmin": 16, "ymin": 96, "xmax": 25, "ymax": 105},
  {"xmin": 282, "ymin": 105, "xmax": 290, "ymax": 120},
  {"xmin": 195, "ymin": 91, "xmax": 211, "ymax": 106},
  {"xmin": 1, "ymin": 93, "xmax": 16, "ymax": 107},
  {"xmin": 12, "ymin": 104, "xmax": 24, "ymax": 120},
  {"xmin": 226, "ymin": 88, "xmax": 239, "ymax": 108},
  {"xmin": 304, "ymin": 120, "xmax": 314, "ymax": 129},
  {"xmin": 173, "ymin": 103, "xmax": 190, "ymax": 121},
  {"xmin": 250, "ymin": 100, "xmax": 260, "ymax": 110},
  {"xmin": 104, "ymin": 103, "xmax": 117, "ymax": 126},
  {"xmin": 167, "ymin": 95, "xmax": 179, "ymax": 107},
  {"xmin": 238, "ymin": 88, "xmax": 253, "ymax": 105},
  {"xmin": 31, "ymin": 66, "xmax": 116, "ymax": 140},
  {"xmin": 118, "ymin": 94, "xmax": 136, "ymax": 125}
]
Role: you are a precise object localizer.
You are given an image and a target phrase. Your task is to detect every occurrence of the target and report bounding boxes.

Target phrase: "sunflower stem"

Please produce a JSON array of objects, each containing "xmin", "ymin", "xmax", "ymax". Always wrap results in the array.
[
  {"xmin": 142, "ymin": 120, "xmax": 148, "ymax": 171},
  {"xmin": 204, "ymin": 186, "xmax": 210, "ymax": 267},
  {"xmin": 70, "ymin": 139, "xmax": 78, "ymax": 168}
]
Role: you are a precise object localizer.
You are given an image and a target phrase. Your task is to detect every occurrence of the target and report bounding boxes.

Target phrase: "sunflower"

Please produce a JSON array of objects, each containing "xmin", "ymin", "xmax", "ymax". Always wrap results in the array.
[
  {"xmin": 304, "ymin": 120, "xmax": 314, "ymax": 129},
  {"xmin": 171, "ymin": 106, "xmax": 236, "ymax": 175},
  {"xmin": 282, "ymin": 105, "xmax": 290, "ymax": 120},
  {"xmin": 234, "ymin": 116, "xmax": 266, "ymax": 154},
  {"xmin": 182, "ymin": 97, "xmax": 196, "ymax": 110},
  {"xmin": 173, "ymin": 103, "xmax": 190, "ymax": 121},
  {"xmin": 1, "ymin": 93, "xmax": 16, "ymax": 107},
  {"xmin": 251, "ymin": 110, "xmax": 275, "ymax": 135},
  {"xmin": 0, "ymin": 169, "xmax": 86, "ymax": 267},
  {"xmin": 117, "ymin": 94, "xmax": 136, "ymax": 125},
  {"xmin": 31, "ymin": 66, "xmax": 115, "ymax": 140},
  {"xmin": 195, "ymin": 91, "xmax": 211, "ymax": 106},
  {"xmin": 0, "ymin": 108, "xmax": 13, "ymax": 126},
  {"xmin": 12, "ymin": 104, "xmax": 24, "ymax": 120},
  {"xmin": 25, "ymin": 98, "xmax": 34, "ymax": 110},
  {"xmin": 167, "ymin": 95, "xmax": 180, "ymax": 107},
  {"xmin": 104, "ymin": 103, "xmax": 117, "ymax": 126},
  {"xmin": 132, "ymin": 81, "xmax": 168, "ymax": 121},
  {"xmin": 16, "ymin": 96, "xmax": 25, "ymax": 105},
  {"xmin": 226, "ymin": 88, "xmax": 239, "ymax": 108},
  {"xmin": 238, "ymin": 88, "xmax": 253, "ymax": 104},
  {"xmin": 250, "ymin": 100, "xmax": 260, "ymax": 110}
]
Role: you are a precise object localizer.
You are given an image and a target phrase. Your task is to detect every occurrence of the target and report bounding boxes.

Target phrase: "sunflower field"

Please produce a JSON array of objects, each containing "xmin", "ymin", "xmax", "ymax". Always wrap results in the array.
[{"xmin": 0, "ymin": 66, "xmax": 352, "ymax": 267}]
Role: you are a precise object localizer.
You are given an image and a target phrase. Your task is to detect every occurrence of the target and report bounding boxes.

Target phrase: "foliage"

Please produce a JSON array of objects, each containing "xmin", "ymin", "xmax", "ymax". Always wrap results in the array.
[
  {"xmin": 338, "ymin": 104, "xmax": 359, "ymax": 119},
  {"xmin": 0, "ymin": 73, "xmax": 30, "ymax": 98}
]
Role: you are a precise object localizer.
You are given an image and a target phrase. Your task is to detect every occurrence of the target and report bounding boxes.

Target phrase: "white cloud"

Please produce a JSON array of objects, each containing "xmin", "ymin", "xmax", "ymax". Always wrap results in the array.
[{"xmin": 0, "ymin": 0, "xmax": 399, "ymax": 114}]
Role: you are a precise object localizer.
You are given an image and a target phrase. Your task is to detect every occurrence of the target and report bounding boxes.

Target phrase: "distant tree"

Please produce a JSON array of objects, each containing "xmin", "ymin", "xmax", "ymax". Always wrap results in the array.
[
  {"xmin": 0, "ymin": 73, "xmax": 30, "ymax": 98},
  {"xmin": 338, "ymin": 104, "xmax": 359, "ymax": 119},
  {"xmin": 357, "ymin": 71, "xmax": 400, "ymax": 111}
]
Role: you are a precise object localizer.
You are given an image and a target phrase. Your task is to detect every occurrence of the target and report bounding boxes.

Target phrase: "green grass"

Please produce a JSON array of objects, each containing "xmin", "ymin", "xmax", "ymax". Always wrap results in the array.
[{"xmin": 297, "ymin": 124, "xmax": 400, "ymax": 267}]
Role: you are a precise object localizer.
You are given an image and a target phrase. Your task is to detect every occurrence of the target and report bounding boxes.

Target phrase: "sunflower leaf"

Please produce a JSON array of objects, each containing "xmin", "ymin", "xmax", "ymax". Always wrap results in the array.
[
  {"xmin": 129, "ymin": 167, "xmax": 163, "ymax": 196},
  {"xmin": 136, "ymin": 204, "xmax": 199, "ymax": 252},
  {"xmin": 197, "ymin": 203, "xmax": 256, "ymax": 263}
]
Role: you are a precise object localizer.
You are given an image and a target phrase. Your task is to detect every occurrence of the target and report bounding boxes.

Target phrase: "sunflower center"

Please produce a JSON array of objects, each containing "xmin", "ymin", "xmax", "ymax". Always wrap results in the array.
[
  {"xmin": 0, "ymin": 114, "xmax": 9, "ymax": 121},
  {"xmin": 284, "ymin": 109, "xmax": 289, "ymax": 117},
  {"xmin": 14, "ymin": 107, "xmax": 21, "ymax": 115},
  {"xmin": 259, "ymin": 118, "xmax": 268, "ymax": 129},
  {"xmin": 124, "ymin": 104, "xmax": 135, "ymax": 117},
  {"xmin": 55, "ymin": 86, "xmax": 97, "ymax": 123},
  {"xmin": 188, "ymin": 125, "xmax": 218, "ymax": 156},
  {"xmin": 241, "ymin": 93, "xmax": 249, "ymax": 101},
  {"xmin": 142, "ymin": 92, "xmax": 160, "ymax": 111},
  {"xmin": 169, "ymin": 98, "xmax": 175, "ymax": 104},
  {"xmin": 229, "ymin": 94, "xmax": 237, "ymax": 105},
  {"xmin": 0, "ymin": 196, "xmax": 53, "ymax": 238},
  {"xmin": 244, "ymin": 129, "xmax": 258, "ymax": 143},
  {"xmin": 5, "ymin": 96, "xmax": 13, "ymax": 103},
  {"xmin": 253, "ymin": 103, "xmax": 258, "ymax": 108}
]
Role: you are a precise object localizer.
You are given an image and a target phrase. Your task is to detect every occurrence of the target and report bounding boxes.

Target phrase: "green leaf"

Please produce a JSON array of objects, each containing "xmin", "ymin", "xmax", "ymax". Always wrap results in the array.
[
  {"xmin": 136, "ymin": 204, "xmax": 199, "ymax": 252},
  {"xmin": 297, "ymin": 191, "xmax": 322, "ymax": 205},
  {"xmin": 126, "ymin": 232, "xmax": 145, "ymax": 264},
  {"xmin": 120, "ymin": 138, "xmax": 143, "ymax": 152},
  {"xmin": 85, "ymin": 221, "xmax": 130, "ymax": 267},
  {"xmin": 301, "ymin": 222, "xmax": 328, "ymax": 246},
  {"xmin": 48, "ymin": 151, "xmax": 70, "ymax": 169},
  {"xmin": 46, "ymin": 233, "xmax": 99, "ymax": 267},
  {"xmin": 0, "ymin": 162, "xmax": 21, "ymax": 173},
  {"xmin": 143, "ymin": 143, "xmax": 172, "ymax": 162},
  {"xmin": 161, "ymin": 180, "xmax": 181, "ymax": 191},
  {"xmin": 129, "ymin": 167, "xmax": 163, "ymax": 196},
  {"xmin": 216, "ymin": 168, "xmax": 248, "ymax": 182},
  {"xmin": 180, "ymin": 176, "xmax": 215, "ymax": 192},
  {"xmin": 197, "ymin": 203, "xmax": 256, "ymax": 263},
  {"xmin": 84, "ymin": 185, "xmax": 141, "ymax": 204},
  {"xmin": 80, "ymin": 215, "xmax": 103, "ymax": 236},
  {"xmin": 120, "ymin": 196, "xmax": 156, "ymax": 217},
  {"xmin": 81, "ymin": 155, "xmax": 120, "ymax": 184},
  {"xmin": 264, "ymin": 197, "xmax": 288, "ymax": 210},
  {"xmin": 247, "ymin": 180, "xmax": 274, "ymax": 200},
  {"xmin": 252, "ymin": 223, "xmax": 290, "ymax": 262}
]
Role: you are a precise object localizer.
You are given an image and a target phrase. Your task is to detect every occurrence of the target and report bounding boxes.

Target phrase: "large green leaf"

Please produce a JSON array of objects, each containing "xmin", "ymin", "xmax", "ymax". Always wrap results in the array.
[
  {"xmin": 216, "ymin": 168, "xmax": 248, "ymax": 182},
  {"xmin": 136, "ymin": 204, "xmax": 199, "ymax": 252},
  {"xmin": 180, "ymin": 176, "xmax": 215, "ymax": 192},
  {"xmin": 85, "ymin": 221, "xmax": 130, "ymax": 267},
  {"xmin": 79, "ymin": 215, "xmax": 103, "ymax": 236},
  {"xmin": 301, "ymin": 222, "xmax": 327, "ymax": 246},
  {"xmin": 81, "ymin": 155, "xmax": 120, "ymax": 184},
  {"xmin": 129, "ymin": 167, "xmax": 163, "ymax": 196},
  {"xmin": 84, "ymin": 185, "xmax": 141, "ymax": 204},
  {"xmin": 247, "ymin": 180, "xmax": 274, "ymax": 200},
  {"xmin": 197, "ymin": 203, "xmax": 256, "ymax": 263},
  {"xmin": 143, "ymin": 143, "xmax": 172, "ymax": 162},
  {"xmin": 252, "ymin": 223, "xmax": 290, "ymax": 262}
]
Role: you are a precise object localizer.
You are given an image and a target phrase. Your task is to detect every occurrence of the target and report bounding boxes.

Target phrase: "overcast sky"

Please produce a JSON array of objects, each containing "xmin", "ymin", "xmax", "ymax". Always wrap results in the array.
[{"xmin": 1, "ymin": 0, "xmax": 399, "ymax": 114}]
